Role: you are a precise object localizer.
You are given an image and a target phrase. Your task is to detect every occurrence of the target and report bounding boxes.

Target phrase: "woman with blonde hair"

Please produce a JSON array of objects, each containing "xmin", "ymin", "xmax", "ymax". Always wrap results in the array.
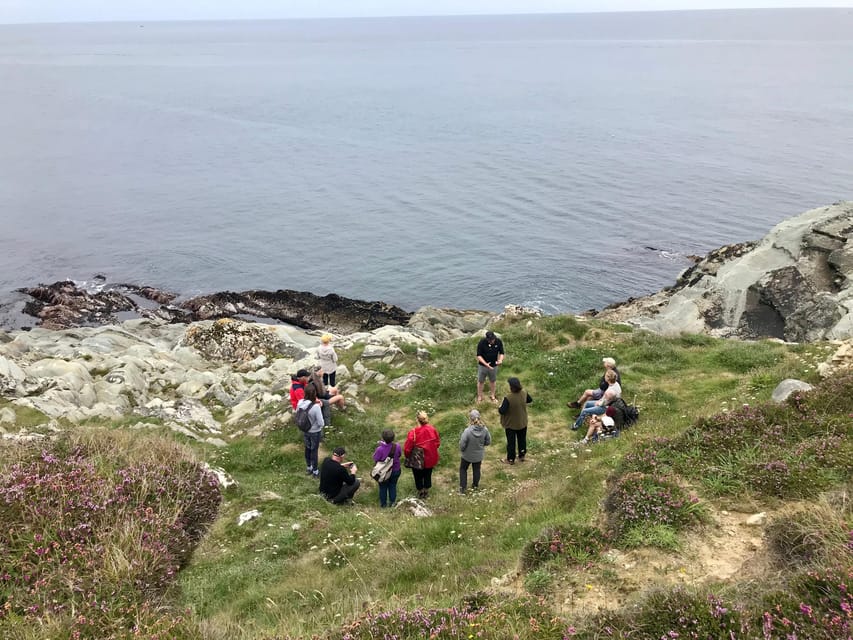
[
  {"xmin": 404, "ymin": 410, "xmax": 441, "ymax": 499},
  {"xmin": 316, "ymin": 334, "xmax": 338, "ymax": 387}
]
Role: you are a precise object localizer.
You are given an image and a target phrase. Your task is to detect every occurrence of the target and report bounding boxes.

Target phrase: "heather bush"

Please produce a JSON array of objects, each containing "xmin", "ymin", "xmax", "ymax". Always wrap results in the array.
[
  {"xmin": 576, "ymin": 588, "xmax": 746, "ymax": 639},
  {"xmin": 318, "ymin": 596, "xmax": 574, "ymax": 640},
  {"xmin": 603, "ymin": 473, "xmax": 704, "ymax": 542},
  {"xmin": 520, "ymin": 524, "xmax": 607, "ymax": 570},
  {"xmin": 0, "ymin": 433, "xmax": 220, "ymax": 638}
]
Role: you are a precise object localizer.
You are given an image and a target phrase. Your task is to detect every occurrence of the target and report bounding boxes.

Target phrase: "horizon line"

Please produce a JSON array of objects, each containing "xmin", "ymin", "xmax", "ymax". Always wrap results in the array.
[{"xmin": 1, "ymin": 6, "xmax": 848, "ymax": 27}]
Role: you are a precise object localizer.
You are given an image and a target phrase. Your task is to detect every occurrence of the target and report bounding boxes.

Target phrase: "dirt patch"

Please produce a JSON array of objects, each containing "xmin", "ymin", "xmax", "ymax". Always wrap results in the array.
[{"xmin": 543, "ymin": 504, "xmax": 775, "ymax": 619}]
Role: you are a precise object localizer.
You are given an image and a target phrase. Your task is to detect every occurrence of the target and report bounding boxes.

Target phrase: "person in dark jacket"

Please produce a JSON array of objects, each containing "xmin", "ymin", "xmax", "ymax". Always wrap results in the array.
[
  {"xmin": 498, "ymin": 377, "xmax": 532, "ymax": 464},
  {"xmin": 319, "ymin": 446, "xmax": 360, "ymax": 505},
  {"xmin": 476, "ymin": 330, "xmax": 505, "ymax": 403}
]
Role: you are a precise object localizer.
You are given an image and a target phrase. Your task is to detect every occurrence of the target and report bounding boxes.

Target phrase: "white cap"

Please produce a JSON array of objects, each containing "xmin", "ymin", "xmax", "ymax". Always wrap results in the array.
[{"xmin": 602, "ymin": 415, "xmax": 615, "ymax": 428}]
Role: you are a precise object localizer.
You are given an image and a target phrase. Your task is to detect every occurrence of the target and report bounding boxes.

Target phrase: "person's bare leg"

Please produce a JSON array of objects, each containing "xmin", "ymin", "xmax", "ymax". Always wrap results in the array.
[
  {"xmin": 488, "ymin": 379, "xmax": 497, "ymax": 402},
  {"xmin": 476, "ymin": 380, "xmax": 484, "ymax": 403}
]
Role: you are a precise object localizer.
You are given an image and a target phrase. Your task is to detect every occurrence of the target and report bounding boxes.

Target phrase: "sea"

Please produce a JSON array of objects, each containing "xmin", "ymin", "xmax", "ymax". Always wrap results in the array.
[{"xmin": 1, "ymin": 8, "xmax": 852, "ymax": 324}]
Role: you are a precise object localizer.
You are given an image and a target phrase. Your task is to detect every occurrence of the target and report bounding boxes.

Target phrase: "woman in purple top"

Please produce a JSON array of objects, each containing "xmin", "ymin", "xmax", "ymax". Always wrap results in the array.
[{"xmin": 372, "ymin": 429, "xmax": 402, "ymax": 508}]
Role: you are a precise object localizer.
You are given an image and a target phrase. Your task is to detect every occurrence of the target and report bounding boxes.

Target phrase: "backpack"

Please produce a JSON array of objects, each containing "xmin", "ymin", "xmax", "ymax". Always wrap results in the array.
[
  {"xmin": 371, "ymin": 444, "xmax": 397, "ymax": 483},
  {"xmin": 294, "ymin": 405, "xmax": 312, "ymax": 433},
  {"xmin": 606, "ymin": 398, "xmax": 639, "ymax": 430},
  {"xmin": 623, "ymin": 404, "xmax": 640, "ymax": 427}
]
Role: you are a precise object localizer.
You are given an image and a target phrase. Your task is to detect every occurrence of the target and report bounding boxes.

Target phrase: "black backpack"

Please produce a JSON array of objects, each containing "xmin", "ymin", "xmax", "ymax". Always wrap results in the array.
[
  {"xmin": 294, "ymin": 405, "xmax": 312, "ymax": 433},
  {"xmin": 607, "ymin": 398, "xmax": 639, "ymax": 429}
]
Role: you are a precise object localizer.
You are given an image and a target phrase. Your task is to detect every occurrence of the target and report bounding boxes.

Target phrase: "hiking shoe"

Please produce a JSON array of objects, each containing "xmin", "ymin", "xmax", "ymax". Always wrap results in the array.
[
  {"xmin": 579, "ymin": 437, "xmax": 589, "ymax": 445},
  {"xmin": 571, "ymin": 424, "xmax": 580, "ymax": 431},
  {"xmin": 459, "ymin": 487, "xmax": 466, "ymax": 495},
  {"xmin": 568, "ymin": 401, "xmax": 581, "ymax": 409}
]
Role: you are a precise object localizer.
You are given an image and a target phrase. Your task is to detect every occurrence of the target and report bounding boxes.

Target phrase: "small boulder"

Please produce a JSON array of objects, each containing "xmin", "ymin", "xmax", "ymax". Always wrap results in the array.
[{"xmin": 771, "ymin": 379, "xmax": 813, "ymax": 403}]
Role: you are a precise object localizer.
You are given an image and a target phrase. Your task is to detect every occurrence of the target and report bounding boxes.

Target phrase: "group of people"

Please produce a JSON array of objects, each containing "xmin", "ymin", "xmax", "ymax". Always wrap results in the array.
[{"xmin": 293, "ymin": 330, "xmax": 620, "ymax": 506}]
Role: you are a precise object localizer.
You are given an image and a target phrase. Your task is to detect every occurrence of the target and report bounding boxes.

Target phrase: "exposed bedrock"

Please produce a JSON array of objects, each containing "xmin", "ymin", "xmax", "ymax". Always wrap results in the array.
[
  {"xmin": 595, "ymin": 201, "xmax": 853, "ymax": 341},
  {"xmin": 16, "ymin": 282, "xmax": 411, "ymax": 333}
]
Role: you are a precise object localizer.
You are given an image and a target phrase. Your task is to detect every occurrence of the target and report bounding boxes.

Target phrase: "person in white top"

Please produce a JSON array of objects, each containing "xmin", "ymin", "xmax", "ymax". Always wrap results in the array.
[{"xmin": 572, "ymin": 369, "xmax": 621, "ymax": 431}]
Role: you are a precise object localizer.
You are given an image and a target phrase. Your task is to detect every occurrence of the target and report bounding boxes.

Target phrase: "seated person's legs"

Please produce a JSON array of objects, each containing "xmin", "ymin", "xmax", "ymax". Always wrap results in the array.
[{"xmin": 330, "ymin": 478, "xmax": 360, "ymax": 504}]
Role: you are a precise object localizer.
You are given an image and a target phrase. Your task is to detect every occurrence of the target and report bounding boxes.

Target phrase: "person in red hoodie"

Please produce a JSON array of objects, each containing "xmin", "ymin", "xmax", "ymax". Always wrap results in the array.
[
  {"xmin": 289, "ymin": 369, "xmax": 310, "ymax": 410},
  {"xmin": 404, "ymin": 410, "xmax": 441, "ymax": 499}
]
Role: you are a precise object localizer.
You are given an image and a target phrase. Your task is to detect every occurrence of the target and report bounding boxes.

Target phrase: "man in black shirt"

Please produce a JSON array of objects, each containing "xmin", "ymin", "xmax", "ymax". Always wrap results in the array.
[
  {"xmin": 319, "ymin": 446, "xmax": 360, "ymax": 504},
  {"xmin": 476, "ymin": 330, "xmax": 505, "ymax": 403}
]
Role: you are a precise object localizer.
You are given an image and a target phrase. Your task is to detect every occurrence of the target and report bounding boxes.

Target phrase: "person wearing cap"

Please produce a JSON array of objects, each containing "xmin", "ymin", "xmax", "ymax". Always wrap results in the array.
[
  {"xmin": 459, "ymin": 409, "xmax": 492, "ymax": 494},
  {"xmin": 289, "ymin": 368, "xmax": 311, "ymax": 410},
  {"xmin": 316, "ymin": 334, "xmax": 338, "ymax": 387},
  {"xmin": 476, "ymin": 330, "xmax": 505, "ymax": 403},
  {"xmin": 568, "ymin": 357, "xmax": 621, "ymax": 411},
  {"xmin": 318, "ymin": 446, "xmax": 360, "ymax": 505},
  {"xmin": 577, "ymin": 412, "xmax": 617, "ymax": 445}
]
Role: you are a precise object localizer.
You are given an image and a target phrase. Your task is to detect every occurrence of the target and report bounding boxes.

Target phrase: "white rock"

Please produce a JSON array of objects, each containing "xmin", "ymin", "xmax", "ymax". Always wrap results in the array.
[
  {"xmin": 745, "ymin": 512, "xmax": 767, "ymax": 526},
  {"xmin": 203, "ymin": 463, "xmax": 238, "ymax": 488},
  {"xmin": 0, "ymin": 407, "xmax": 16, "ymax": 424},
  {"xmin": 237, "ymin": 509, "xmax": 261, "ymax": 526}
]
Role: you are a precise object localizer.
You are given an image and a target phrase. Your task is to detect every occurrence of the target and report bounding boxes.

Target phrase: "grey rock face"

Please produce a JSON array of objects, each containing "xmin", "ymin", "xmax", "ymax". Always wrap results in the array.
[
  {"xmin": 596, "ymin": 202, "xmax": 853, "ymax": 342},
  {"xmin": 771, "ymin": 379, "xmax": 813, "ymax": 403}
]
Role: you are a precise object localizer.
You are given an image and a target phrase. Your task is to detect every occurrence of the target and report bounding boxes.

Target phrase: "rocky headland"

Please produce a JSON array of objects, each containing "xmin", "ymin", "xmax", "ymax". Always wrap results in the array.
[
  {"xmin": 594, "ymin": 200, "xmax": 853, "ymax": 342},
  {"xmin": 2, "ymin": 201, "xmax": 852, "ymax": 444}
]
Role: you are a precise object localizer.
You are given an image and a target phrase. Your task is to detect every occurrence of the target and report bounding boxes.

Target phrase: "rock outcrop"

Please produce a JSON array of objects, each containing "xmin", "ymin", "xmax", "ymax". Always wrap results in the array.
[
  {"xmin": 15, "ymin": 281, "xmax": 413, "ymax": 334},
  {"xmin": 595, "ymin": 201, "xmax": 853, "ymax": 342}
]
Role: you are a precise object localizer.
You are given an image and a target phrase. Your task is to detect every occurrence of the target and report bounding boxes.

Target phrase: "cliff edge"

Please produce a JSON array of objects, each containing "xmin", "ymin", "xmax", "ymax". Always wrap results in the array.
[{"xmin": 594, "ymin": 201, "xmax": 853, "ymax": 342}]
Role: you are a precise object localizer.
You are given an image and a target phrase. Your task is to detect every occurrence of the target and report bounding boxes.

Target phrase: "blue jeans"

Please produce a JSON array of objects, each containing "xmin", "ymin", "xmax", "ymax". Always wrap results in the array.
[
  {"xmin": 573, "ymin": 401, "xmax": 605, "ymax": 429},
  {"xmin": 378, "ymin": 469, "xmax": 401, "ymax": 507},
  {"xmin": 303, "ymin": 431, "xmax": 321, "ymax": 470}
]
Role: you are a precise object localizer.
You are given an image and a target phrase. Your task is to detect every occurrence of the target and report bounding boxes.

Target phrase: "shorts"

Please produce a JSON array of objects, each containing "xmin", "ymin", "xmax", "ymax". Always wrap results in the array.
[
  {"xmin": 477, "ymin": 364, "xmax": 498, "ymax": 383},
  {"xmin": 591, "ymin": 389, "xmax": 604, "ymax": 400}
]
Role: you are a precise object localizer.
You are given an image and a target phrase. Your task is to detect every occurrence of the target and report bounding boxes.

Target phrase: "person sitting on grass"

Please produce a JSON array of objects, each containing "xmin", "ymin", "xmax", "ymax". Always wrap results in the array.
[
  {"xmin": 577, "ymin": 413, "xmax": 616, "ymax": 445},
  {"xmin": 572, "ymin": 369, "xmax": 621, "ymax": 430},
  {"xmin": 308, "ymin": 366, "xmax": 346, "ymax": 426},
  {"xmin": 568, "ymin": 357, "xmax": 620, "ymax": 410},
  {"xmin": 319, "ymin": 446, "xmax": 360, "ymax": 505}
]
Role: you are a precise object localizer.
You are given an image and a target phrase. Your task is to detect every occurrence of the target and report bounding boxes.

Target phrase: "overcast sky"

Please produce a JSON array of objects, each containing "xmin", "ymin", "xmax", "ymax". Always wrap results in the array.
[{"xmin": 0, "ymin": 0, "xmax": 851, "ymax": 24}]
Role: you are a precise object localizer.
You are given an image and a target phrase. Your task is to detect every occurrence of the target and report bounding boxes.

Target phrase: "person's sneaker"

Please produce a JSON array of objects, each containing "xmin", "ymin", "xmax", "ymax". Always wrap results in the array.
[
  {"xmin": 312, "ymin": 470, "xmax": 319, "ymax": 478},
  {"xmin": 568, "ymin": 401, "xmax": 581, "ymax": 409},
  {"xmin": 579, "ymin": 437, "xmax": 589, "ymax": 444},
  {"xmin": 471, "ymin": 485, "xmax": 479, "ymax": 491},
  {"xmin": 571, "ymin": 424, "xmax": 580, "ymax": 431},
  {"xmin": 459, "ymin": 487, "xmax": 466, "ymax": 495},
  {"xmin": 306, "ymin": 467, "xmax": 314, "ymax": 475}
]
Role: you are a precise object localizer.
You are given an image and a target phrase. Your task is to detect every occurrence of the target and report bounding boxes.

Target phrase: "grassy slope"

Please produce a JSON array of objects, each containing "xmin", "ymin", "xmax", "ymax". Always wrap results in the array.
[{"xmin": 171, "ymin": 315, "xmax": 847, "ymax": 639}]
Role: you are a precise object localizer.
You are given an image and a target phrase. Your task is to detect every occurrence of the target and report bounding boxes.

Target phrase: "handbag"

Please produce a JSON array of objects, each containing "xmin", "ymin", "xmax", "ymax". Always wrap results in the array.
[
  {"xmin": 371, "ymin": 444, "xmax": 397, "ymax": 483},
  {"xmin": 404, "ymin": 445, "xmax": 425, "ymax": 470}
]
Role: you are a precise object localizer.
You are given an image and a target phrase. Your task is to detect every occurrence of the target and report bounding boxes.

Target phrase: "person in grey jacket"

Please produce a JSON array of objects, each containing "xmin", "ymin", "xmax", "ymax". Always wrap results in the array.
[{"xmin": 459, "ymin": 409, "xmax": 492, "ymax": 494}]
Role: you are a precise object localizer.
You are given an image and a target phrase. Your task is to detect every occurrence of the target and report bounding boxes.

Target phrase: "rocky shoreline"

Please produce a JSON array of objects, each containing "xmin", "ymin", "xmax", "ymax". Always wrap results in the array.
[{"xmin": 1, "ymin": 200, "xmax": 851, "ymax": 444}]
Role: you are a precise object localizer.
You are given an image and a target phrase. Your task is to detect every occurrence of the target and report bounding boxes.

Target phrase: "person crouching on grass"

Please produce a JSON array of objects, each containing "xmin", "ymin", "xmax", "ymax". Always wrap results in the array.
[{"xmin": 319, "ymin": 446, "xmax": 360, "ymax": 505}]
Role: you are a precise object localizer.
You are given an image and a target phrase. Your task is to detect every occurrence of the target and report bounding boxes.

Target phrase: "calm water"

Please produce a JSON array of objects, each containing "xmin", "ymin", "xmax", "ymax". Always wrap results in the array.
[{"xmin": 1, "ymin": 9, "xmax": 852, "ymax": 318}]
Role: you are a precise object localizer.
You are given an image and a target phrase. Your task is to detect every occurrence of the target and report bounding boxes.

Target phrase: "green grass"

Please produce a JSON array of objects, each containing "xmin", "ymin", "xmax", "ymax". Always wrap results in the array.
[{"xmin": 3, "ymin": 314, "xmax": 852, "ymax": 640}]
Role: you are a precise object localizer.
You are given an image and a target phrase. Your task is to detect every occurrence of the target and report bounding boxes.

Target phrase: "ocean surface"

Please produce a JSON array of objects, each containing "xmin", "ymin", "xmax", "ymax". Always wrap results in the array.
[{"xmin": 1, "ymin": 9, "xmax": 852, "ymax": 321}]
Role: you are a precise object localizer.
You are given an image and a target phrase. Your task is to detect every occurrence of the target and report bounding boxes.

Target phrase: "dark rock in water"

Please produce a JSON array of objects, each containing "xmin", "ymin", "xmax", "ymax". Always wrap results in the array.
[
  {"xmin": 14, "ymin": 281, "xmax": 411, "ymax": 333},
  {"xmin": 179, "ymin": 289, "xmax": 412, "ymax": 333},
  {"xmin": 19, "ymin": 280, "xmax": 137, "ymax": 330}
]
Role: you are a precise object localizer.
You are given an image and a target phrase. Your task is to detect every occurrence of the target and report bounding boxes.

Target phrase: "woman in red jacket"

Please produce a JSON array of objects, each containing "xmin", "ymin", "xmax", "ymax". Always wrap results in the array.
[{"xmin": 404, "ymin": 410, "xmax": 441, "ymax": 499}]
